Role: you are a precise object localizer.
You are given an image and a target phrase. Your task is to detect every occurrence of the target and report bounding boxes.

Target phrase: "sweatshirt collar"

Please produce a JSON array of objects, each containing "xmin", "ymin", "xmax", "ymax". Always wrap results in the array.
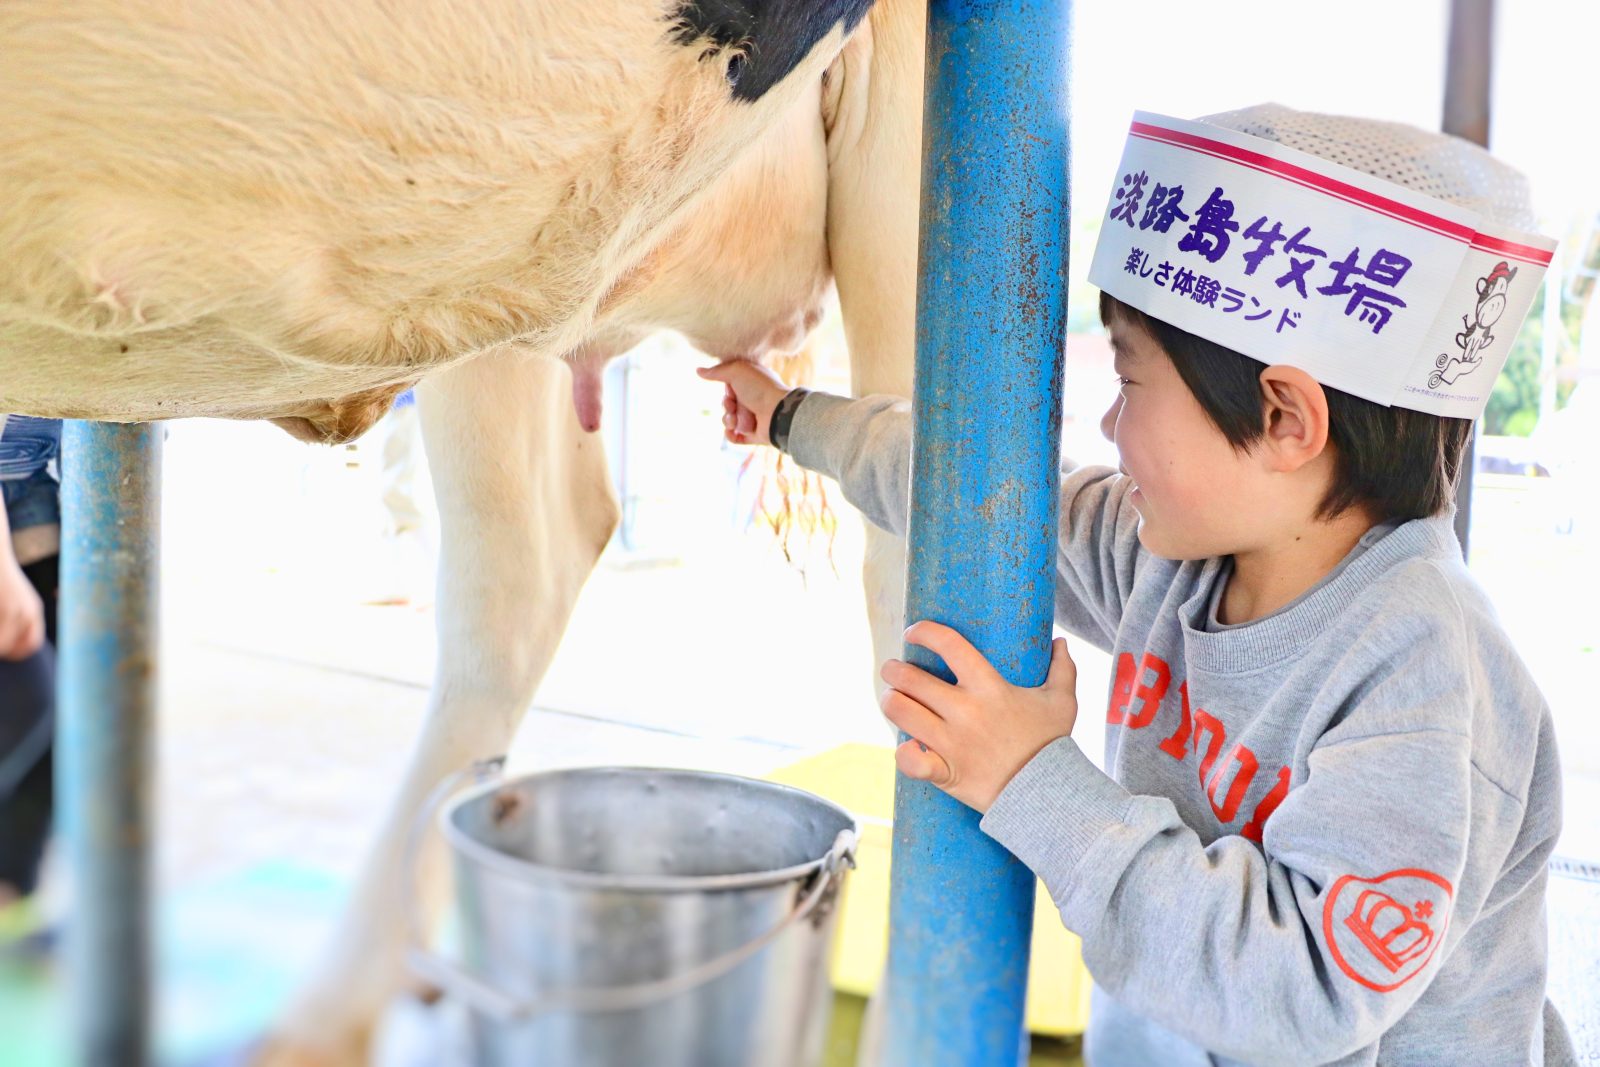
[{"xmin": 1178, "ymin": 514, "xmax": 1459, "ymax": 674}]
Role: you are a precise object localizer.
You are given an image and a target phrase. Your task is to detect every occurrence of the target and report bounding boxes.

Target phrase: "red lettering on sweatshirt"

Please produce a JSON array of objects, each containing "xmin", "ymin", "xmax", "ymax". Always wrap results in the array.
[
  {"xmin": 1241, "ymin": 766, "xmax": 1291, "ymax": 843},
  {"xmin": 1107, "ymin": 652, "xmax": 1136, "ymax": 726},
  {"xmin": 1204, "ymin": 741, "xmax": 1259, "ymax": 822},
  {"xmin": 1108, "ymin": 652, "xmax": 1171, "ymax": 729},
  {"xmin": 1108, "ymin": 650, "xmax": 1295, "ymax": 837},
  {"xmin": 1156, "ymin": 679, "xmax": 1193, "ymax": 759},
  {"xmin": 1126, "ymin": 654, "xmax": 1171, "ymax": 729},
  {"xmin": 1193, "ymin": 709, "xmax": 1227, "ymax": 786}
]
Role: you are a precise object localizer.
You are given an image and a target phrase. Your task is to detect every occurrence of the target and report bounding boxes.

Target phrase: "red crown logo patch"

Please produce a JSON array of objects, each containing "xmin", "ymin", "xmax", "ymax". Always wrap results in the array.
[{"xmin": 1323, "ymin": 868, "xmax": 1453, "ymax": 992}]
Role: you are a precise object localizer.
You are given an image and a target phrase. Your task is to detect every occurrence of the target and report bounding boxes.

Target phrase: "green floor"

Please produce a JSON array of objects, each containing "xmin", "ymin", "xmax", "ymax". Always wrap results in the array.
[
  {"xmin": 0, "ymin": 861, "xmax": 340, "ymax": 1067},
  {"xmin": 822, "ymin": 993, "xmax": 1084, "ymax": 1067},
  {"xmin": 3, "ymin": 947, "xmax": 1083, "ymax": 1067},
  {"xmin": 0, "ymin": 951, "xmax": 58, "ymax": 1067},
  {"xmin": 0, "ymin": 861, "xmax": 1085, "ymax": 1066}
]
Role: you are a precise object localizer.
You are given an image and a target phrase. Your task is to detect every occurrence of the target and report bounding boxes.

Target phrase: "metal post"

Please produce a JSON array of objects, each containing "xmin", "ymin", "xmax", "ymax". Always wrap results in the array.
[
  {"xmin": 58, "ymin": 421, "xmax": 161, "ymax": 1067},
  {"xmin": 883, "ymin": 2, "xmax": 1070, "ymax": 1064},
  {"xmin": 1442, "ymin": 0, "xmax": 1495, "ymax": 557}
]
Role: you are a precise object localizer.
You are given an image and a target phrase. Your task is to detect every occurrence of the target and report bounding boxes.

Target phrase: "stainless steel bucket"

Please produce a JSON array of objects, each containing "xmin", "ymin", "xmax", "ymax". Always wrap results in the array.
[{"xmin": 410, "ymin": 764, "xmax": 857, "ymax": 1067}]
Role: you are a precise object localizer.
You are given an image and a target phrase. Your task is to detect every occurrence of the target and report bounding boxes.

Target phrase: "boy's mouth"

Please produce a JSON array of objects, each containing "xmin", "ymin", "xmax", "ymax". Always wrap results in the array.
[{"xmin": 1120, "ymin": 470, "xmax": 1143, "ymax": 500}]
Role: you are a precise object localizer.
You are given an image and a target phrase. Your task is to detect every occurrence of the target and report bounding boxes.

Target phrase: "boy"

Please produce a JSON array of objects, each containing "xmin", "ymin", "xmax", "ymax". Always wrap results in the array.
[{"xmin": 700, "ymin": 104, "xmax": 1574, "ymax": 1065}]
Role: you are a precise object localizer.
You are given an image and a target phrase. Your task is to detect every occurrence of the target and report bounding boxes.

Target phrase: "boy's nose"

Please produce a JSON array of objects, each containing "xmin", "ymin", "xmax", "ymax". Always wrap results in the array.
[{"xmin": 1099, "ymin": 396, "xmax": 1121, "ymax": 443}]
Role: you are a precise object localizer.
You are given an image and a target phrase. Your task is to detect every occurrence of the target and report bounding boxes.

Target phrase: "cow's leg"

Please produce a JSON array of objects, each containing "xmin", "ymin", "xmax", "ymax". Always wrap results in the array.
[
  {"xmin": 259, "ymin": 345, "xmax": 619, "ymax": 1066},
  {"xmin": 824, "ymin": 0, "xmax": 924, "ymax": 692}
]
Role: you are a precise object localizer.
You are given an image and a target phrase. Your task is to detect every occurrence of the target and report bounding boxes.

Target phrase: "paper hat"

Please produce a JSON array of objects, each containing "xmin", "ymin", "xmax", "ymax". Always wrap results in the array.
[{"xmin": 1088, "ymin": 104, "xmax": 1557, "ymax": 420}]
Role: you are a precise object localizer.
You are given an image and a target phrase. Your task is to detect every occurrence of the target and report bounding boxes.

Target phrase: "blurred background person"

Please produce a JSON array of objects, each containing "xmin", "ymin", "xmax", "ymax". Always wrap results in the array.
[{"xmin": 0, "ymin": 414, "xmax": 60, "ymax": 940}]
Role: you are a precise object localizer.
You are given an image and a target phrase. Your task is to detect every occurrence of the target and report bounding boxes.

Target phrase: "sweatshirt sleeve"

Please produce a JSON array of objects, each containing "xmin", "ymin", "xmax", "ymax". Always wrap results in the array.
[
  {"xmin": 783, "ymin": 391, "xmax": 1149, "ymax": 651},
  {"xmin": 783, "ymin": 390, "xmax": 914, "ymax": 536},
  {"xmin": 979, "ymin": 606, "xmax": 1513, "ymax": 1064}
]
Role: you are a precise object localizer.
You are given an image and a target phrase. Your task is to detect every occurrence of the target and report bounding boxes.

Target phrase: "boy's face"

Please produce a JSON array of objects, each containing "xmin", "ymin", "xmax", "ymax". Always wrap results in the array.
[{"xmin": 1099, "ymin": 316, "xmax": 1278, "ymax": 560}]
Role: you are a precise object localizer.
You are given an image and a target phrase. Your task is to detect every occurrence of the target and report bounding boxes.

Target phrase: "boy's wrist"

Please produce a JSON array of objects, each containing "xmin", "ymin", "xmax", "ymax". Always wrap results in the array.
[
  {"xmin": 980, "ymin": 736, "xmax": 1130, "ymax": 884},
  {"xmin": 768, "ymin": 387, "xmax": 810, "ymax": 451}
]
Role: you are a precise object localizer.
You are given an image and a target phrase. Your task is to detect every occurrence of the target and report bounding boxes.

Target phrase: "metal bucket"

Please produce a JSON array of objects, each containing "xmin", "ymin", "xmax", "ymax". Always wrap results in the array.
[{"xmin": 410, "ymin": 763, "xmax": 857, "ymax": 1067}]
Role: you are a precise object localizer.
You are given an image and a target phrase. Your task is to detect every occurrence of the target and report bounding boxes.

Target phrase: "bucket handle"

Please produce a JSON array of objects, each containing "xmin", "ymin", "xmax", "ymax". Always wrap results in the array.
[{"xmin": 403, "ymin": 758, "xmax": 858, "ymax": 1022}]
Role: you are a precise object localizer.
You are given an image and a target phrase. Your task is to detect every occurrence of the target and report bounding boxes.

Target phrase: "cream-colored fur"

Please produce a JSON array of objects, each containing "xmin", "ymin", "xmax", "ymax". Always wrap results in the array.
[
  {"xmin": 0, "ymin": 0, "xmax": 839, "ymax": 438},
  {"xmin": 0, "ymin": 4, "xmax": 926, "ymax": 1064}
]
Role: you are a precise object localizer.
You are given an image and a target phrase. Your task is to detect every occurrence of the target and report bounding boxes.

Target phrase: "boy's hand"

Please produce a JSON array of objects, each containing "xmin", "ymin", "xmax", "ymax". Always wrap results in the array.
[
  {"xmin": 0, "ymin": 559, "xmax": 44, "ymax": 661},
  {"xmin": 696, "ymin": 359, "xmax": 791, "ymax": 446},
  {"xmin": 880, "ymin": 621, "xmax": 1078, "ymax": 813}
]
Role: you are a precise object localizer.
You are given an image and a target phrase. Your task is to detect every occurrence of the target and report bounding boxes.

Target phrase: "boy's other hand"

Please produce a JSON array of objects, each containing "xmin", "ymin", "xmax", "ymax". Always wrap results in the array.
[
  {"xmin": 0, "ymin": 560, "xmax": 44, "ymax": 661},
  {"xmin": 696, "ymin": 359, "xmax": 790, "ymax": 446},
  {"xmin": 879, "ymin": 621, "xmax": 1078, "ymax": 813}
]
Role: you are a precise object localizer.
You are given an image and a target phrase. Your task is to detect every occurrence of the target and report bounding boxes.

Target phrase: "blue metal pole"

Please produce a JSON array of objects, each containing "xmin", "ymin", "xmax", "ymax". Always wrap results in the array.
[
  {"xmin": 58, "ymin": 421, "xmax": 161, "ymax": 1067},
  {"xmin": 883, "ymin": 2, "xmax": 1071, "ymax": 1064}
]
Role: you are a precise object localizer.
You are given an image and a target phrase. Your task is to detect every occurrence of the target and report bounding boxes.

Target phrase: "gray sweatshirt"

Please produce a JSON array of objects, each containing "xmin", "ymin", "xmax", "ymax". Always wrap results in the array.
[{"xmin": 784, "ymin": 391, "xmax": 1573, "ymax": 1067}]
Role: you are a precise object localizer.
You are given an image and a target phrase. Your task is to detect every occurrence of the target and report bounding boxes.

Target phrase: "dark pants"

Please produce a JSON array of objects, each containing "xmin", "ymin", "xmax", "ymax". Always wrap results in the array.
[{"xmin": 0, "ymin": 555, "xmax": 58, "ymax": 896}]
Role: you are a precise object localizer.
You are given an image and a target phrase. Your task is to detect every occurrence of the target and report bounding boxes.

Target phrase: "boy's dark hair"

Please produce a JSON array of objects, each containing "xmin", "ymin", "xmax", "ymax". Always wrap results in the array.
[{"xmin": 1100, "ymin": 293, "xmax": 1472, "ymax": 523}]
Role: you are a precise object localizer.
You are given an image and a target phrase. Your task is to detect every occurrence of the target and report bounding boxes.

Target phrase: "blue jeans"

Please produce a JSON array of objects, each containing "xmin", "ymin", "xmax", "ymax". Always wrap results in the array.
[
  {"xmin": 0, "ymin": 556, "xmax": 56, "ymax": 896},
  {"xmin": 1, "ymin": 470, "xmax": 60, "ymax": 532}
]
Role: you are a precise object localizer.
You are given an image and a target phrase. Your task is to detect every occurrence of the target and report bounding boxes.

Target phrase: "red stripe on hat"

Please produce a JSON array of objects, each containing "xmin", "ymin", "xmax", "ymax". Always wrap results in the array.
[
  {"xmin": 1470, "ymin": 232, "xmax": 1554, "ymax": 264},
  {"xmin": 1129, "ymin": 121, "xmax": 1554, "ymax": 268}
]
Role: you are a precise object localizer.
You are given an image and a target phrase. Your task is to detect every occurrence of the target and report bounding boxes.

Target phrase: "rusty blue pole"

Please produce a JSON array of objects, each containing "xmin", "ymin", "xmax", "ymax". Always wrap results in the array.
[
  {"xmin": 883, "ymin": 1, "xmax": 1071, "ymax": 1064},
  {"xmin": 58, "ymin": 421, "xmax": 160, "ymax": 1067}
]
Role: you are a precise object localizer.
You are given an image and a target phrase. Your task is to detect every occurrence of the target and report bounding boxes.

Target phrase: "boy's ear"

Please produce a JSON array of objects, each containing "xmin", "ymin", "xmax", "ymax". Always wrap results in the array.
[{"xmin": 1257, "ymin": 364, "xmax": 1330, "ymax": 472}]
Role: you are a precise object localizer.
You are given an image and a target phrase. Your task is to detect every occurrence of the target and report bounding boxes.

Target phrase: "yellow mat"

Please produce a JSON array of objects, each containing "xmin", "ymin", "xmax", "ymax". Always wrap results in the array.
[{"xmin": 767, "ymin": 743, "xmax": 1091, "ymax": 1036}]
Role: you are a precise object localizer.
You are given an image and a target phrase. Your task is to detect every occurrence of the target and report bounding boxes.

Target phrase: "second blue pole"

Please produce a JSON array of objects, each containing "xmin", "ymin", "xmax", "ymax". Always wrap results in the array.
[
  {"xmin": 59, "ymin": 421, "xmax": 161, "ymax": 1066},
  {"xmin": 883, "ymin": 2, "xmax": 1071, "ymax": 1064}
]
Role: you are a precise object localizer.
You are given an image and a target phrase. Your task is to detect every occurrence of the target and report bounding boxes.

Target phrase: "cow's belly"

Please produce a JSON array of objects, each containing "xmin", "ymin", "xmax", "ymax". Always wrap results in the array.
[{"xmin": 0, "ymin": 318, "xmax": 452, "ymax": 437}]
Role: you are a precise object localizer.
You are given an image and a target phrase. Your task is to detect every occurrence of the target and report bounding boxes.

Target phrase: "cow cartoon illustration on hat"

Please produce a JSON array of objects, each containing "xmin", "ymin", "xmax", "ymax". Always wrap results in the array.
[{"xmin": 1430, "ymin": 261, "xmax": 1517, "ymax": 390}]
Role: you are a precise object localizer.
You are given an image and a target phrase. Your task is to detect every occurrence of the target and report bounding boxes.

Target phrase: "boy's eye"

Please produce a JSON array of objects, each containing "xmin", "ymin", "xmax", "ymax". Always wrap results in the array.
[{"xmin": 1117, "ymin": 376, "xmax": 1134, "ymax": 388}]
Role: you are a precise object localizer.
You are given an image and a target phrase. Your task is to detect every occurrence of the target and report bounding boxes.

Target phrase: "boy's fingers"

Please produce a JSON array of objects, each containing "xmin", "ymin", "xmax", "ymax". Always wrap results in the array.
[
  {"xmin": 903, "ymin": 620, "xmax": 996, "ymax": 686},
  {"xmin": 0, "ymin": 614, "xmax": 40, "ymax": 661},
  {"xmin": 894, "ymin": 737, "xmax": 954, "ymax": 787},
  {"xmin": 1045, "ymin": 636, "xmax": 1077, "ymax": 688},
  {"xmin": 736, "ymin": 405, "xmax": 756, "ymax": 437},
  {"xmin": 880, "ymin": 657, "xmax": 959, "ymax": 712},
  {"xmin": 879, "ymin": 689, "xmax": 950, "ymax": 752}
]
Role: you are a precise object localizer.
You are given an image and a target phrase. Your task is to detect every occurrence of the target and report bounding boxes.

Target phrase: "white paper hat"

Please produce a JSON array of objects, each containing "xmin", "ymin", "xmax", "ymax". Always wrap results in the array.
[{"xmin": 1088, "ymin": 103, "xmax": 1557, "ymax": 419}]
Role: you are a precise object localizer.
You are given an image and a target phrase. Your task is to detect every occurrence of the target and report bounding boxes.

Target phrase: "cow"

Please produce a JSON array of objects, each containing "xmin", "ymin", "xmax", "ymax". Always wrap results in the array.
[{"xmin": 0, "ymin": 1, "xmax": 925, "ymax": 1063}]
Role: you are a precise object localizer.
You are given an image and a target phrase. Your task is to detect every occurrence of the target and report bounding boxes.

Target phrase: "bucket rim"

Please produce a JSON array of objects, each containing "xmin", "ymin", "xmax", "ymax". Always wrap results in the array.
[{"xmin": 439, "ymin": 765, "xmax": 858, "ymax": 894}]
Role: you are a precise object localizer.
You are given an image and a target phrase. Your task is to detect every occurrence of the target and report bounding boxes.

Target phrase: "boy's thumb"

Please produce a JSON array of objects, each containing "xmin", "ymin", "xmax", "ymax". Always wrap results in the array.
[
  {"xmin": 895, "ymin": 737, "xmax": 953, "ymax": 787},
  {"xmin": 697, "ymin": 359, "xmax": 749, "ymax": 382}
]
